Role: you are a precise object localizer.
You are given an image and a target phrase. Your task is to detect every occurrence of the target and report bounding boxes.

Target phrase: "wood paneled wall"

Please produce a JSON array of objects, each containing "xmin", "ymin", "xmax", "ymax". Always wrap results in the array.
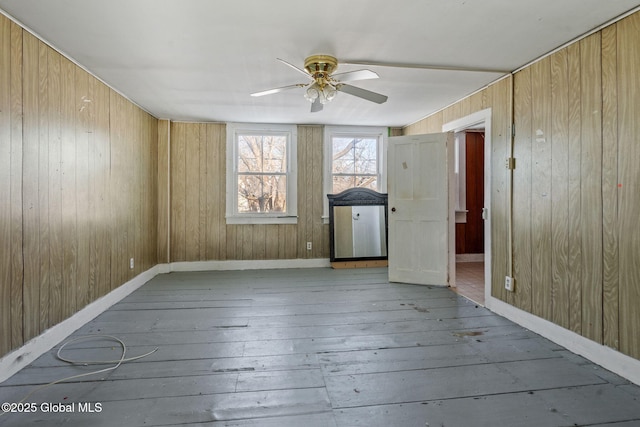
[
  {"xmin": 404, "ymin": 12, "xmax": 640, "ymax": 360},
  {"xmin": 167, "ymin": 123, "xmax": 329, "ymax": 261},
  {"xmin": 0, "ymin": 15, "xmax": 158, "ymax": 358}
]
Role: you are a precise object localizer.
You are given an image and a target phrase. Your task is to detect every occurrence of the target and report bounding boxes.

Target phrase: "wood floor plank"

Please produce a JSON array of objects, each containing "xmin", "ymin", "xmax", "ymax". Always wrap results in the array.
[
  {"xmin": 1, "ymin": 268, "xmax": 638, "ymax": 427},
  {"xmin": 324, "ymin": 357, "xmax": 605, "ymax": 409}
]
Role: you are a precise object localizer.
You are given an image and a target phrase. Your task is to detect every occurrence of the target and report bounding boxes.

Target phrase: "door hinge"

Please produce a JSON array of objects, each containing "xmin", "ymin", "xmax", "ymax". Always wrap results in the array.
[
  {"xmin": 511, "ymin": 123, "xmax": 516, "ymax": 138},
  {"xmin": 506, "ymin": 157, "xmax": 516, "ymax": 170}
]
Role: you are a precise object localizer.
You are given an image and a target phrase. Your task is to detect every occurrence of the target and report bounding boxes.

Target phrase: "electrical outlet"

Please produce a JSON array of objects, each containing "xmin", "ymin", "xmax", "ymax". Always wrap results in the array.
[
  {"xmin": 505, "ymin": 276, "xmax": 515, "ymax": 292},
  {"xmin": 130, "ymin": 258, "xmax": 134, "ymax": 270},
  {"xmin": 306, "ymin": 242, "xmax": 312, "ymax": 251}
]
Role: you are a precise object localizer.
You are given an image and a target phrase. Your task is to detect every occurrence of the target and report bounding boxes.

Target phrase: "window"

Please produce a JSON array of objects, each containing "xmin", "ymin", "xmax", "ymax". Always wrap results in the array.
[
  {"xmin": 323, "ymin": 126, "xmax": 386, "ymax": 221},
  {"xmin": 226, "ymin": 123, "xmax": 297, "ymax": 224}
]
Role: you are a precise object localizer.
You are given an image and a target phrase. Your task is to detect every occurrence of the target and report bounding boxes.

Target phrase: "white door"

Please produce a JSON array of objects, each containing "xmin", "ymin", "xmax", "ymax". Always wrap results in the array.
[{"xmin": 388, "ymin": 133, "xmax": 452, "ymax": 285}]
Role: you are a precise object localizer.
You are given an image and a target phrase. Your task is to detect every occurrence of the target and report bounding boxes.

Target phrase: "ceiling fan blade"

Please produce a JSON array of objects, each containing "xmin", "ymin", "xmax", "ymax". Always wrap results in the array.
[
  {"xmin": 332, "ymin": 69, "xmax": 379, "ymax": 83},
  {"xmin": 251, "ymin": 83, "xmax": 306, "ymax": 97},
  {"xmin": 277, "ymin": 58, "xmax": 311, "ymax": 77},
  {"xmin": 337, "ymin": 84, "xmax": 388, "ymax": 104},
  {"xmin": 310, "ymin": 97, "xmax": 323, "ymax": 113}
]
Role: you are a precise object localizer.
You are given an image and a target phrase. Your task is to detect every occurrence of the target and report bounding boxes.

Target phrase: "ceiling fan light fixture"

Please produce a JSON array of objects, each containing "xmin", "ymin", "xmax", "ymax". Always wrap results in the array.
[
  {"xmin": 320, "ymin": 85, "xmax": 337, "ymax": 104},
  {"xmin": 253, "ymin": 55, "xmax": 387, "ymax": 111},
  {"xmin": 304, "ymin": 83, "xmax": 320, "ymax": 102}
]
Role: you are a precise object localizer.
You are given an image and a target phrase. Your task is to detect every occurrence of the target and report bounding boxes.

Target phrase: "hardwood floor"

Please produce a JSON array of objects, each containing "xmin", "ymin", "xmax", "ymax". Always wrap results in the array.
[
  {"xmin": 455, "ymin": 261, "xmax": 485, "ymax": 305},
  {"xmin": 1, "ymin": 267, "xmax": 639, "ymax": 426}
]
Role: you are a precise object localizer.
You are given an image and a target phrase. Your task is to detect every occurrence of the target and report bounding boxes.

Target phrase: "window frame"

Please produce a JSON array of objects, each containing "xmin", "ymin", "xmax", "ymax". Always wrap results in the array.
[
  {"xmin": 323, "ymin": 125, "xmax": 387, "ymax": 223},
  {"xmin": 226, "ymin": 123, "xmax": 298, "ymax": 224}
]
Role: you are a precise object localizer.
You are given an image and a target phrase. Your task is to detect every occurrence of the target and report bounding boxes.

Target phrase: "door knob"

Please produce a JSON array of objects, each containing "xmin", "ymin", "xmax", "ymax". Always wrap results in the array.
[{"xmin": 391, "ymin": 207, "xmax": 396, "ymax": 212}]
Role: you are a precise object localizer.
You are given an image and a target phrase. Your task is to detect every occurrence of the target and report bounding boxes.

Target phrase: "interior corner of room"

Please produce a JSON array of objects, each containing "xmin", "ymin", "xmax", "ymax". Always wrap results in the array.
[{"xmin": 1, "ymin": 0, "xmax": 640, "ymax": 394}]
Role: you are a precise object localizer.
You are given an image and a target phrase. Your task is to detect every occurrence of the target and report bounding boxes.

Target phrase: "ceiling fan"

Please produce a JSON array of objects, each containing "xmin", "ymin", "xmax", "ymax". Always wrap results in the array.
[{"xmin": 250, "ymin": 54, "xmax": 388, "ymax": 112}]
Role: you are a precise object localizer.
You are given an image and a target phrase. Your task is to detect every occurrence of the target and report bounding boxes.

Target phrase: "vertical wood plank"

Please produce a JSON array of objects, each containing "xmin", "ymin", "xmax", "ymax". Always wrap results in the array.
[
  {"xmin": 215, "ymin": 124, "xmax": 227, "ymax": 260},
  {"xmin": 22, "ymin": 31, "xmax": 41, "ymax": 341},
  {"xmin": 88, "ymin": 72, "xmax": 99, "ymax": 301},
  {"xmin": 530, "ymin": 57, "xmax": 553, "ymax": 321},
  {"xmin": 303, "ymin": 126, "xmax": 314, "ymax": 258},
  {"xmin": 148, "ymin": 113, "xmax": 159, "ymax": 270},
  {"xmin": 133, "ymin": 107, "xmax": 143, "ymax": 277},
  {"xmin": 75, "ymin": 69, "xmax": 90, "ymax": 308},
  {"xmin": 601, "ymin": 24, "xmax": 619, "ymax": 350},
  {"xmin": 185, "ymin": 123, "xmax": 200, "ymax": 261},
  {"xmin": 311, "ymin": 126, "xmax": 324, "ymax": 259},
  {"xmin": 157, "ymin": 120, "xmax": 170, "ymax": 263},
  {"xmin": 579, "ymin": 34, "xmax": 603, "ymax": 343},
  {"xmin": 265, "ymin": 225, "xmax": 279, "ymax": 259},
  {"xmin": 47, "ymin": 46, "xmax": 63, "ymax": 326},
  {"xmin": 95, "ymin": 80, "xmax": 111, "ymax": 298},
  {"xmin": 170, "ymin": 122, "xmax": 186, "ymax": 262},
  {"xmin": 198, "ymin": 124, "xmax": 208, "ymax": 261},
  {"xmin": 617, "ymin": 12, "xmax": 640, "ymax": 359},
  {"xmin": 512, "ymin": 68, "xmax": 533, "ymax": 313},
  {"xmin": 60, "ymin": 56, "xmax": 77, "ymax": 317},
  {"xmin": 37, "ymin": 41, "xmax": 50, "ymax": 333},
  {"xmin": 205, "ymin": 123, "xmax": 218, "ymax": 260},
  {"xmin": 489, "ymin": 78, "xmax": 510, "ymax": 302},
  {"xmin": 109, "ymin": 90, "xmax": 125, "ymax": 290},
  {"xmin": 9, "ymin": 20, "xmax": 24, "ymax": 350},
  {"xmin": 253, "ymin": 225, "xmax": 266, "ymax": 260},
  {"xmin": 126, "ymin": 100, "xmax": 137, "ymax": 280},
  {"xmin": 0, "ymin": 15, "xmax": 12, "ymax": 354},
  {"xmin": 567, "ymin": 42, "xmax": 583, "ymax": 335},
  {"xmin": 285, "ymin": 224, "xmax": 297, "ymax": 259},
  {"xmin": 242, "ymin": 225, "xmax": 253, "ymax": 259},
  {"xmin": 550, "ymin": 48, "xmax": 570, "ymax": 330}
]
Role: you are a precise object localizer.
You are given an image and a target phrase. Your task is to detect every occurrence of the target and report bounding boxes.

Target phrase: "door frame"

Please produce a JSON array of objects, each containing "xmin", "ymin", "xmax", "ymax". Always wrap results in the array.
[{"xmin": 443, "ymin": 108, "xmax": 492, "ymax": 304}]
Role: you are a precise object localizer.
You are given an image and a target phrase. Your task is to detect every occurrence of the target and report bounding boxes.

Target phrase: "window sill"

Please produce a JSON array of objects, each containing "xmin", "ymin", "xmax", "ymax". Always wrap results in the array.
[{"xmin": 225, "ymin": 215, "xmax": 298, "ymax": 225}]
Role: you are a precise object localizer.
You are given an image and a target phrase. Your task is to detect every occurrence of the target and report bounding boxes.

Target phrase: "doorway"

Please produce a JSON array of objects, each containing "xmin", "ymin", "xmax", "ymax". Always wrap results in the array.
[{"xmin": 443, "ymin": 109, "xmax": 492, "ymax": 306}]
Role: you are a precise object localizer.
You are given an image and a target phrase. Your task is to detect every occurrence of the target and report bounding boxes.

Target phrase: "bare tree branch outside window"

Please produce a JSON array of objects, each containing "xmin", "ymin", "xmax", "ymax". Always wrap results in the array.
[
  {"xmin": 237, "ymin": 134, "xmax": 287, "ymax": 213},
  {"xmin": 332, "ymin": 137, "xmax": 378, "ymax": 193}
]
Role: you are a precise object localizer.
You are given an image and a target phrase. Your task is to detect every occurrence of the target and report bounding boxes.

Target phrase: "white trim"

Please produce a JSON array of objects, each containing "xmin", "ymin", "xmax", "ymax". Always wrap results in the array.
[
  {"xmin": 169, "ymin": 258, "xmax": 331, "ymax": 272},
  {"xmin": 225, "ymin": 215, "xmax": 298, "ymax": 225},
  {"xmin": 443, "ymin": 108, "xmax": 492, "ymax": 303},
  {"xmin": 456, "ymin": 253, "xmax": 484, "ymax": 263},
  {"xmin": 486, "ymin": 296, "xmax": 640, "ymax": 387},
  {"xmin": 225, "ymin": 123, "xmax": 298, "ymax": 225},
  {"xmin": 2, "ymin": 258, "xmax": 639, "ymax": 387},
  {"xmin": 0, "ymin": 266, "xmax": 160, "ymax": 383}
]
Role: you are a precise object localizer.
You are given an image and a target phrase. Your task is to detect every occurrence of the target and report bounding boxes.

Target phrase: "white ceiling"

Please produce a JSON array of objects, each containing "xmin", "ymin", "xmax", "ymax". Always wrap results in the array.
[{"xmin": 1, "ymin": 0, "xmax": 639, "ymax": 127}]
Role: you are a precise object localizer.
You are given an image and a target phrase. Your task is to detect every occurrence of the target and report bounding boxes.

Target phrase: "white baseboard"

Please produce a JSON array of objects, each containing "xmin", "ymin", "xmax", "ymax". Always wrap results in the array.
[
  {"xmin": 456, "ymin": 253, "xmax": 484, "ymax": 262},
  {"xmin": 0, "ymin": 265, "xmax": 160, "ymax": 383},
  {"xmin": 486, "ymin": 295, "xmax": 640, "ymax": 387},
  {"xmin": 4, "ymin": 261, "xmax": 638, "ymax": 388},
  {"xmin": 0, "ymin": 258, "xmax": 330, "ymax": 383},
  {"xmin": 169, "ymin": 258, "xmax": 331, "ymax": 272}
]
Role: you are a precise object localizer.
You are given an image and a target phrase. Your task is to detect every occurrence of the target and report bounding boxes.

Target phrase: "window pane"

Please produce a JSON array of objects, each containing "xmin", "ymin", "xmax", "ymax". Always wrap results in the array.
[
  {"xmin": 237, "ymin": 134, "xmax": 287, "ymax": 173},
  {"xmin": 238, "ymin": 174, "xmax": 287, "ymax": 213},
  {"xmin": 353, "ymin": 138, "xmax": 377, "ymax": 174},
  {"xmin": 263, "ymin": 135, "xmax": 286, "ymax": 172},
  {"xmin": 355, "ymin": 175, "xmax": 377, "ymax": 190},
  {"xmin": 238, "ymin": 136, "xmax": 259, "ymax": 173},
  {"xmin": 332, "ymin": 137, "xmax": 355, "ymax": 174},
  {"xmin": 331, "ymin": 136, "xmax": 378, "ymax": 193},
  {"xmin": 332, "ymin": 175, "xmax": 355, "ymax": 193}
]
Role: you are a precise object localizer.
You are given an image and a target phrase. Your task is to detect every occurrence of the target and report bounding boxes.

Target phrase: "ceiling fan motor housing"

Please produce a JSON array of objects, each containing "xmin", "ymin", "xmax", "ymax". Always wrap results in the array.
[{"xmin": 304, "ymin": 54, "xmax": 338, "ymax": 85}]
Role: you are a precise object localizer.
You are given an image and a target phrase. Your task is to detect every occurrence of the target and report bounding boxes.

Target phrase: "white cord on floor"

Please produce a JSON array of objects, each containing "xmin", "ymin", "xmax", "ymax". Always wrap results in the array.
[{"xmin": 0, "ymin": 334, "xmax": 158, "ymax": 417}]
